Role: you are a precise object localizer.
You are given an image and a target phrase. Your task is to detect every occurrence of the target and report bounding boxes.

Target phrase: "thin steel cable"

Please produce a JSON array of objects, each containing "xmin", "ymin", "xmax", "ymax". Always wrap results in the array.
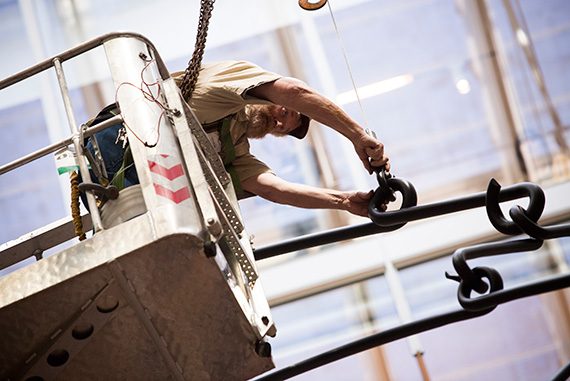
[{"xmin": 326, "ymin": 1, "xmax": 371, "ymax": 134}]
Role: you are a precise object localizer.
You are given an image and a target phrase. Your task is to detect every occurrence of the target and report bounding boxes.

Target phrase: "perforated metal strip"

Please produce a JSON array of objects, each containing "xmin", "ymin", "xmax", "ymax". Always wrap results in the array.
[
  {"xmin": 193, "ymin": 139, "xmax": 257, "ymax": 285},
  {"xmin": 207, "ymin": 181, "xmax": 257, "ymax": 286},
  {"xmin": 181, "ymin": 98, "xmax": 231, "ymax": 188}
]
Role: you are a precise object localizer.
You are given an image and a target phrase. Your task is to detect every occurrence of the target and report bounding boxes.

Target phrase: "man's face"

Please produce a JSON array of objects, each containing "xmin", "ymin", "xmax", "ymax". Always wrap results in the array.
[
  {"xmin": 269, "ymin": 106, "xmax": 301, "ymax": 136},
  {"xmin": 246, "ymin": 105, "xmax": 301, "ymax": 139}
]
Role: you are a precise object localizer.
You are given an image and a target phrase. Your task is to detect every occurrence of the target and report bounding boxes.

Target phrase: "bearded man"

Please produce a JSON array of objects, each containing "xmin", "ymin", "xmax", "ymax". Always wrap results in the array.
[
  {"xmin": 85, "ymin": 61, "xmax": 390, "ymax": 217},
  {"xmin": 172, "ymin": 61, "xmax": 390, "ymax": 217}
]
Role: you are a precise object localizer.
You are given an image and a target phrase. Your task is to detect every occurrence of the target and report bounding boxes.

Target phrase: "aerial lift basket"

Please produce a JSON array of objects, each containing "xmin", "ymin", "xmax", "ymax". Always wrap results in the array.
[{"xmin": 0, "ymin": 33, "xmax": 274, "ymax": 380}]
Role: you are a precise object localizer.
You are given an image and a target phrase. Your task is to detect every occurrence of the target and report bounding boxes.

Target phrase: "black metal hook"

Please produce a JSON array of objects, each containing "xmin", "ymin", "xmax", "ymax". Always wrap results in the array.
[
  {"xmin": 368, "ymin": 176, "xmax": 418, "ymax": 227},
  {"xmin": 370, "ymin": 165, "xmax": 396, "ymax": 204},
  {"xmin": 485, "ymin": 178, "xmax": 545, "ymax": 236},
  {"xmin": 78, "ymin": 182, "xmax": 119, "ymax": 203},
  {"xmin": 367, "ymin": 177, "xmax": 547, "ymax": 228},
  {"xmin": 373, "ymin": 165, "xmax": 391, "ymax": 192}
]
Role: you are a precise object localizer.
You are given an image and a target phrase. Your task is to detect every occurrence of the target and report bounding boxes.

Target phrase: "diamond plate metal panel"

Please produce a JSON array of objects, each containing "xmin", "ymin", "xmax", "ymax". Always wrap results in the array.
[{"xmin": 0, "ymin": 217, "xmax": 274, "ymax": 380}]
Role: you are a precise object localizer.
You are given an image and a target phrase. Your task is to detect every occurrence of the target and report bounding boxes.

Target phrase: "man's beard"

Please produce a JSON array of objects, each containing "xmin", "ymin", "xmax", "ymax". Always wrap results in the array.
[{"xmin": 245, "ymin": 105, "xmax": 288, "ymax": 139}]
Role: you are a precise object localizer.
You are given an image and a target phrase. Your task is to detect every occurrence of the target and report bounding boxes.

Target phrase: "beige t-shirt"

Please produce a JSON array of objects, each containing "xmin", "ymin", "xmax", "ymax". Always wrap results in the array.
[{"xmin": 172, "ymin": 61, "xmax": 281, "ymax": 183}]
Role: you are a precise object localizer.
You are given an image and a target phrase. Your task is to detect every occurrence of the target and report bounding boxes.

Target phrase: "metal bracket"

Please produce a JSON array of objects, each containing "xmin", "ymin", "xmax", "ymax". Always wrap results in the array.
[
  {"xmin": 78, "ymin": 182, "xmax": 119, "ymax": 203},
  {"xmin": 80, "ymin": 123, "xmax": 108, "ymax": 184}
]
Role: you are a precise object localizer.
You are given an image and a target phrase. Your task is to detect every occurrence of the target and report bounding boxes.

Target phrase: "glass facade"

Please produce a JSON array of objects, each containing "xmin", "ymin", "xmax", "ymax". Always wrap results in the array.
[{"xmin": 1, "ymin": 0, "xmax": 569, "ymax": 379}]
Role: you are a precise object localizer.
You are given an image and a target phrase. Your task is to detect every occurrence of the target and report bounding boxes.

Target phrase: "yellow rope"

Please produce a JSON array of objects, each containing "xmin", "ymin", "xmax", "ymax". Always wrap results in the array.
[{"xmin": 70, "ymin": 171, "xmax": 86, "ymax": 241}]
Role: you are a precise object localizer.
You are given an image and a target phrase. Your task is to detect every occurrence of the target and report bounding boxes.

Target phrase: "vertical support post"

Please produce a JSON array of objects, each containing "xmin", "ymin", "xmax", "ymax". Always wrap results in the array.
[
  {"xmin": 274, "ymin": 24, "xmax": 349, "ymax": 231},
  {"xmin": 352, "ymin": 283, "xmax": 392, "ymax": 381},
  {"xmin": 52, "ymin": 57, "xmax": 104, "ymax": 232},
  {"xmin": 540, "ymin": 240, "xmax": 570, "ymax": 363},
  {"xmin": 415, "ymin": 351, "xmax": 431, "ymax": 381},
  {"xmin": 459, "ymin": 0, "xmax": 530, "ymax": 183},
  {"xmin": 298, "ymin": 11, "xmax": 371, "ymax": 193},
  {"xmin": 384, "ymin": 260, "xmax": 430, "ymax": 380}
]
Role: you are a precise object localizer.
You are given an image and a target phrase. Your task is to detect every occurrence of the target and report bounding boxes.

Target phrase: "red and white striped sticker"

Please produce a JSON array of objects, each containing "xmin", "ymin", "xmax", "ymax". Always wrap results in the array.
[{"xmin": 147, "ymin": 154, "xmax": 191, "ymax": 204}]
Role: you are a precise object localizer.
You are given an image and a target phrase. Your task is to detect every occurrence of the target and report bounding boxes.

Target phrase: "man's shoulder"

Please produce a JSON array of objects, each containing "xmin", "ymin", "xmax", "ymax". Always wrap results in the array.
[{"xmin": 170, "ymin": 61, "xmax": 247, "ymax": 78}]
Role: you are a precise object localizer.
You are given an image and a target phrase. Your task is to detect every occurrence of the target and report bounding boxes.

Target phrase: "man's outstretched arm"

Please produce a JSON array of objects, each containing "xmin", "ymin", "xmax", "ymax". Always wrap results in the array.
[
  {"xmin": 241, "ymin": 172, "xmax": 381, "ymax": 217},
  {"xmin": 247, "ymin": 77, "xmax": 390, "ymax": 173}
]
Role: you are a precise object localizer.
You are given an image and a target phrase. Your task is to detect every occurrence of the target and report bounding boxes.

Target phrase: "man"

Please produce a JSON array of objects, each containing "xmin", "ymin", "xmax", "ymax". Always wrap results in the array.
[
  {"xmin": 172, "ymin": 61, "xmax": 390, "ymax": 217},
  {"xmin": 84, "ymin": 61, "xmax": 390, "ymax": 217}
]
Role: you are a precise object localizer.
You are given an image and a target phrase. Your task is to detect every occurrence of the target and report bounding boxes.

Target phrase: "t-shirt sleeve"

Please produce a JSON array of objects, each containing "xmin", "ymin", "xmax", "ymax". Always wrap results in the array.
[
  {"xmin": 172, "ymin": 61, "xmax": 282, "ymax": 124},
  {"xmin": 232, "ymin": 152, "xmax": 273, "ymax": 183},
  {"xmin": 207, "ymin": 61, "xmax": 281, "ymax": 97}
]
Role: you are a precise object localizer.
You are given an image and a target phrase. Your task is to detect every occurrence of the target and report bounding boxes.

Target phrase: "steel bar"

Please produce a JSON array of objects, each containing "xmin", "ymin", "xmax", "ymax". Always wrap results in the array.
[
  {"xmin": 458, "ymin": 272, "xmax": 570, "ymax": 312},
  {"xmin": 0, "ymin": 213, "xmax": 92, "ymax": 271},
  {"xmin": 0, "ymin": 31, "xmax": 169, "ymax": 91},
  {"xmin": 257, "ymin": 270, "xmax": 570, "ymax": 380},
  {"xmin": 550, "ymin": 359, "xmax": 570, "ymax": 381},
  {"xmin": 53, "ymin": 57, "xmax": 103, "ymax": 232},
  {"xmin": 255, "ymin": 181, "xmax": 544, "ymax": 260},
  {"xmin": 452, "ymin": 238, "xmax": 543, "ymax": 294},
  {"xmin": 0, "ymin": 113, "xmax": 122, "ymax": 176},
  {"xmin": 1, "ymin": 137, "xmax": 74, "ymax": 176},
  {"xmin": 369, "ymin": 181, "xmax": 543, "ymax": 227},
  {"xmin": 510, "ymin": 205, "xmax": 570, "ymax": 240},
  {"xmin": 253, "ymin": 222, "xmax": 400, "ymax": 260},
  {"xmin": 256, "ymin": 306, "xmax": 495, "ymax": 381}
]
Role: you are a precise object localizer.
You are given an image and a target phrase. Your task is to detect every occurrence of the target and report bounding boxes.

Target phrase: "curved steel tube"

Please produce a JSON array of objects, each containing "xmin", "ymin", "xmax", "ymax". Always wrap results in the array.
[
  {"xmin": 253, "ymin": 222, "xmax": 401, "ymax": 260},
  {"xmin": 368, "ymin": 179, "xmax": 545, "ymax": 227},
  {"xmin": 256, "ymin": 176, "xmax": 570, "ymax": 380},
  {"xmin": 257, "ymin": 178, "xmax": 551, "ymax": 260},
  {"xmin": 458, "ymin": 272, "xmax": 570, "ymax": 312},
  {"xmin": 509, "ymin": 205, "xmax": 570, "ymax": 240},
  {"xmin": 0, "ymin": 115, "xmax": 122, "ymax": 176},
  {"xmin": 551, "ymin": 359, "xmax": 570, "ymax": 381},
  {"xmin": 485, "ymin": 179, "xmax": 545, "ymax": 235},
  {"xmin": 256, "ymin": 306, "xmax": 495, "ymax": 381},
  {"xmin": 368, "ymin": 176, "xmax": 417, "ymax": 228},
  {"xmin": 255, "ymin": 270, "xmax": 570, "ymax": 380},
  {"xmin": 451, "ymin": 238, "xmax": 543, "ymax": 294}
]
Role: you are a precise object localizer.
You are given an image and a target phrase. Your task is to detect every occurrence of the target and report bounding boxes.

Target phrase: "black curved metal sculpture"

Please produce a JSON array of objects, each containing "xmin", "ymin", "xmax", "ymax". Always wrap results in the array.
[{"xmin": 254, "ymin": 169, "xmax": 570, "ymax": 381}]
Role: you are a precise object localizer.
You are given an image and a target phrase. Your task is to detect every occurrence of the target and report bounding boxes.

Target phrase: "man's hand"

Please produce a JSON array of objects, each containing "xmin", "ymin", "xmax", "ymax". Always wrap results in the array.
[
  {"xmin": 342, "ymin": 190, "xmax": 388, "ymax": 217},
  {"xmin": 353, "ymin": 133, "xmax": 390, "ymax": 174},
  {"xmin": 243, "ymin": 172, "xmax": 388, "ymax": 218}
]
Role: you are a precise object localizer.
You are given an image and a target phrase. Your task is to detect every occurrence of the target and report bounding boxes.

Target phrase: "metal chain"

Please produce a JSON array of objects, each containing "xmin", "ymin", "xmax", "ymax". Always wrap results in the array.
[{"xmin": 179, "ymin": 0, "xmax": 215, "ymax": 100}]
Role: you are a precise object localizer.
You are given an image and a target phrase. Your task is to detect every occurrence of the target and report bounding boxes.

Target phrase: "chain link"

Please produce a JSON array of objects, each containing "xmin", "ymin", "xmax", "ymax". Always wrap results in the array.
[{"xmin": 179, "ymin": 0, "xmax": 215, "ymax": 100}]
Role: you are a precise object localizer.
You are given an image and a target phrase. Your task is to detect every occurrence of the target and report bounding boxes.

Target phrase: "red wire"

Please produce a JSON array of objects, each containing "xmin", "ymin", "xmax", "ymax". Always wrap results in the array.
[{"xmin": 114, "ymin": 59, "xmax": 167, "ymax": 148}]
